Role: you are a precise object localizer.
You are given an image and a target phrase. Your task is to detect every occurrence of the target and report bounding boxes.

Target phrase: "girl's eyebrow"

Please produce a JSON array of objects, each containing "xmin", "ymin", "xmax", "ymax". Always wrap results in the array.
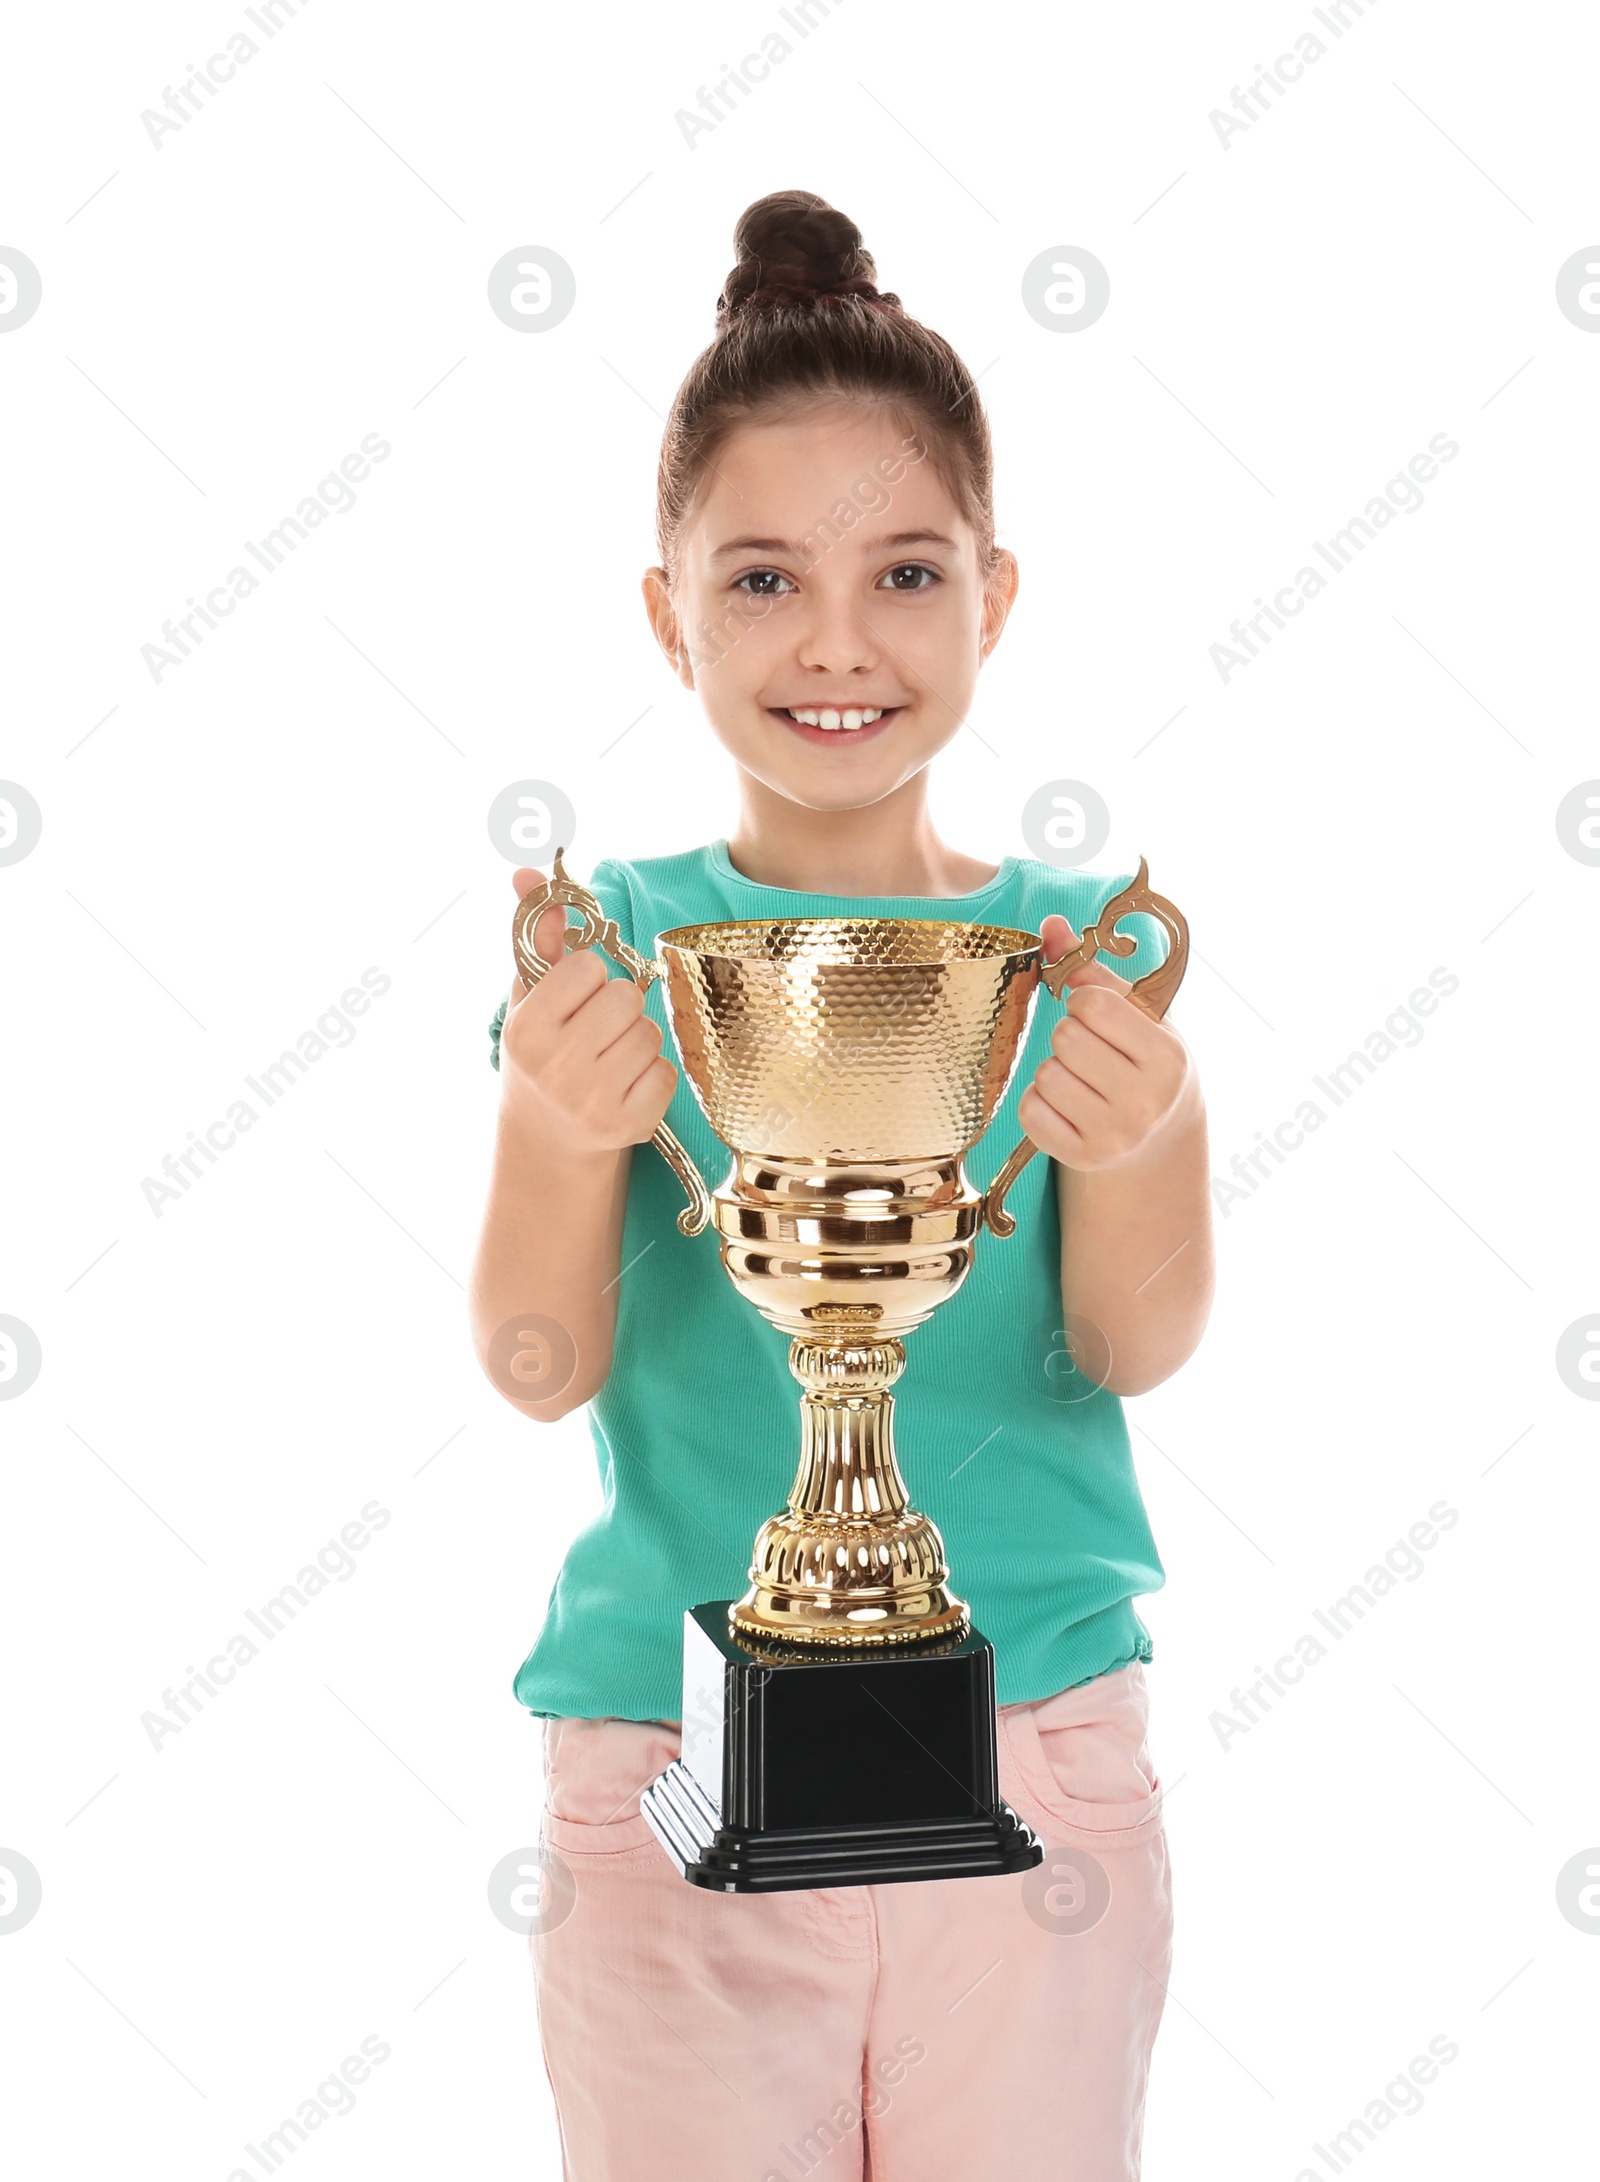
[
  {"xmin": 709, "ymin": 536, "xmax": 792, "ymax": 559},
  {"xmin": 708, "ymin": 528, "xmax": 959, "ymax": 560}
]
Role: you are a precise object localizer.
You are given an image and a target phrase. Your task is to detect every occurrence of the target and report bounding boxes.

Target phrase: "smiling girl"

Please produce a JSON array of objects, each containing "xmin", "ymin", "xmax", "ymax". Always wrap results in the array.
[{"xmin": 472, "ymin": 191, "xmax": 1214, "ymax": 2182}]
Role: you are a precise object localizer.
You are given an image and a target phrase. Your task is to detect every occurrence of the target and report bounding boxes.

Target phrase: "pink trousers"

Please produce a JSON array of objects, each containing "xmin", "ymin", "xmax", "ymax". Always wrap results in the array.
[{"xmin": 529, "ymin": 1661, "xmax": 1172, "ymax": 2180}]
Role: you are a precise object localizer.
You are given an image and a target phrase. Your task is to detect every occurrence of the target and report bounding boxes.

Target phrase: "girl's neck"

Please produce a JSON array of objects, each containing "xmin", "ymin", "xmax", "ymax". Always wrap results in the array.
[{"xmin": 725, "ymin": 774, "xmax": 1000, "ymax": 899}]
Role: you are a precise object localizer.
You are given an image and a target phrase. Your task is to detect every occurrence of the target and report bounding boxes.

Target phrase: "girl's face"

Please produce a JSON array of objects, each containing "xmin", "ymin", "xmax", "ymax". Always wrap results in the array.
[{"xmin": 644, "ymin": 402, "xmax": 1018, "ymax": 814}]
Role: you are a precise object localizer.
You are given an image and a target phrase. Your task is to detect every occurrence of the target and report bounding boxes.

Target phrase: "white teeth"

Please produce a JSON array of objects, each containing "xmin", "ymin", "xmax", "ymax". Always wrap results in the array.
[{"xmin": 786, "ymin": 706, "xmax": 886, "ymax": 729}]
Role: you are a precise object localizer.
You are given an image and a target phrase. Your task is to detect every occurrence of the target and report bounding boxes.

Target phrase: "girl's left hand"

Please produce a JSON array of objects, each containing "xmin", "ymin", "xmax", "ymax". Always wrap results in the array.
[{"xmin": 1017, "ymin": 912, "xmax": 1194, "ymax": 1173}]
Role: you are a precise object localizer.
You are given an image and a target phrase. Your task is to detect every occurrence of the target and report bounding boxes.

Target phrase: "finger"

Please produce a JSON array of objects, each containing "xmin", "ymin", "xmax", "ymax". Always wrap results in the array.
[
  {"xmin": 576, "ymin": 987, "xmax": 662, "ymax": 1071},
  {"xmin": 1040, "ymin": 911, "xmax": 1077, "ymax": 959},
  {"xmin": 1069, "ymin": 972, "xmax": 1134, "ymax": 1011},
  {"xmin": 1061, "ymin": 981, "xmax": 1166, "ymax": 1065},
  {"xmin": 507, "ymin": 866, "xmax": 546, "ymax": 1007},
  {"xmin": 1048, "ymin": 1017, "xmax": 1140, "ymax": 1101},
  {"xmin": 511, "ymin": 865, "xmax": 571, "ymax": 961},
  {"xmin": 1064, "ymin": 955, "xmax": 1133, "ymax": 996},
  {"xmin": 508, "ymin": 864, "xmax": 602, "ymax": 1016},
  {"xmin": 616, "ymin": 1053, "xmax": 679, "ymax": 1137},
  {"xmin": 541, "ymin": 962, "xmax": 655, "ymax": 1071},
  {"xmin": 1033, "ymin": 1051, "xmax": 1112, "ymax": 1121},
  {"xmin": 576, "ymin": 1030, "xmax": 675, "ymax": 1148},
  {"xmin": 1040, "ymin": 910, "xmax": 1132, "ymax": 997},
  {"xmin": 1019, "ymin": 1080, "xmax": 1090, "ymax": 1158},
  {"xmin": 513, "ymin": 865, "xmax": 571, "ymax": 971},
  {"xmin": 509, "ymin": 866, "xmax": 542, "ymax": 1005},
  {"xmin": 593, "ymin": 1018, "xmax": 672, "ymax": 1105}
]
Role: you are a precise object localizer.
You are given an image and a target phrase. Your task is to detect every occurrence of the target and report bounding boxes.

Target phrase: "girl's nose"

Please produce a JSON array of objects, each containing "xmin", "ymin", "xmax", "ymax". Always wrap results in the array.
[{"xmin": 794, "ymin": 596, "xmax": 879, "ymax": 677}]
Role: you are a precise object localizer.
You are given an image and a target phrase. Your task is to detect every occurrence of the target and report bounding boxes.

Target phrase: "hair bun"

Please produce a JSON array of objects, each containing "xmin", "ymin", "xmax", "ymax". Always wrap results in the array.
[{"xmin": 717, "ymin": 190, "xmax": 899, "ymax": 317}]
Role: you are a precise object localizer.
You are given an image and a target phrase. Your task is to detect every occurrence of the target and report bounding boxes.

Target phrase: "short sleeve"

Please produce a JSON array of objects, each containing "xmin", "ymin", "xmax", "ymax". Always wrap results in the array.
[{"xmin": 486, "ymin": 857, "xmax": 641, "ymax": 1073}]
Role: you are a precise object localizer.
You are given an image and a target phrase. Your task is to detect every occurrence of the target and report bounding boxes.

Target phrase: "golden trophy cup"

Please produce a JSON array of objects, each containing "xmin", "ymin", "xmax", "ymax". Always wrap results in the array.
[{"xmin": 513, "ymin": 849, "xmax": 1188, "ymax": 1892}]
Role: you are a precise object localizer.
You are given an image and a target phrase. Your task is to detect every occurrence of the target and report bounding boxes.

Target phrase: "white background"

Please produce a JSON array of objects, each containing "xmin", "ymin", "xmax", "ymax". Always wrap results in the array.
[{"xmin": 2, "ymin": 2, "xmax": 1596, "ymax": 2176}]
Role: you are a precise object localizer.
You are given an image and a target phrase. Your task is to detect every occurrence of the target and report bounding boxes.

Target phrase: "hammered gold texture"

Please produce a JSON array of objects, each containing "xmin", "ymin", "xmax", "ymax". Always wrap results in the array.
[{"xmin": 657, "ymin": 918, "xmax": 1042, "ymax": 1162}]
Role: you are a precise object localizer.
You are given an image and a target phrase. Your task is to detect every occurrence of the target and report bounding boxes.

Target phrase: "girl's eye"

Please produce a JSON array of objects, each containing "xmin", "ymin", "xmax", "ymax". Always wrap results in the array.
[
  {"xmin": 879, "ymin": 561, "xmax": 939, "ymax": 592},
  {"xmin": 733, "ymin": 568, "xmax": 795, "ymax": 598}
]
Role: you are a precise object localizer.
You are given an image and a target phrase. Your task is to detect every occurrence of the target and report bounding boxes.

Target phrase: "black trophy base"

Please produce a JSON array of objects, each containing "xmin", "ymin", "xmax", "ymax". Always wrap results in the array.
[
  {"xmin": 643, "ymin": 1756, "xmax": 1043, "ymax": 1893},
  {"xmin": 640, "ymin": 1602, "xmax": 1043, "ymax": 1894}
]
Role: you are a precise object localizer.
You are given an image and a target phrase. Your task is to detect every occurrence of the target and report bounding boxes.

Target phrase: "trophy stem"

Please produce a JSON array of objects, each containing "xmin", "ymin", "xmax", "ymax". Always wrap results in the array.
[
  {"xmin": 792, "ymin": 1336, "xmax": 910, "ymax": 1522},
  {"xmin": 729, "ymin": 1336, "xmax": 970, "ymax": 1649}
]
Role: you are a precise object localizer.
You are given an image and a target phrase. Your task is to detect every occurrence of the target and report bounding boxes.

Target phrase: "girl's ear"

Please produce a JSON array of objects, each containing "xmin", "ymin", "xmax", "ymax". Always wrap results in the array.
[
  {"xmin": 642, "ymin": 567, "xmax": 695, "ymax": 688},
  {"xmin": 978, "ymin": 549, "xmax": 1020, "ymax": 662}
]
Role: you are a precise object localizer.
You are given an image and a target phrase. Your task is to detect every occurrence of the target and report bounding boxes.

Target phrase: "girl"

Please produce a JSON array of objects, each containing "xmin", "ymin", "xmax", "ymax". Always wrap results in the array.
[{"xmin": 472, "ymin": 191, "xmax": 1213, "ymax": 2182}]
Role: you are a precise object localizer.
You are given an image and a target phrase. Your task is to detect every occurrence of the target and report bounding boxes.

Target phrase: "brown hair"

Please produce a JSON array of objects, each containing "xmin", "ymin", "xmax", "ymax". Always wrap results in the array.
[{"xmin": 655, "ymin": 190, "xmax": 997, "ymax": 582}]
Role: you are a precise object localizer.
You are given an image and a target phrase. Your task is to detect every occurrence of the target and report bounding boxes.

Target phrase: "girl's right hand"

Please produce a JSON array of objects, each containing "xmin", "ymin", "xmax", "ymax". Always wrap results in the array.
[{"xmin": 498, "ymin": 866, "xmax": 679, "ymax": 1151}]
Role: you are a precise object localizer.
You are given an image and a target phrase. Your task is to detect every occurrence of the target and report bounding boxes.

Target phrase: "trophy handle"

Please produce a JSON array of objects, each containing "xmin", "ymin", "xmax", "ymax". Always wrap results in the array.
[
  {"xmin": 510, "ymin": 846, "xmax": 713, "ymax": 1238},
  {"xmin": 981, "ymin": 859, "xmax": 1190, "ymax": 1240}
]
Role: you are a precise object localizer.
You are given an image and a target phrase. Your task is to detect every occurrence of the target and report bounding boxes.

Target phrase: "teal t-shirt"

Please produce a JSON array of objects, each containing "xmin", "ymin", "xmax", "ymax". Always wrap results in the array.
[{"xmin": 489, "ymin": 839, "xmax": 1171, "ymax": 1720}]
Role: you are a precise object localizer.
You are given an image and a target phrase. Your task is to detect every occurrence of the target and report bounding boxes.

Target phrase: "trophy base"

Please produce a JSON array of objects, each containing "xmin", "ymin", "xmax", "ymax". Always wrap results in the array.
[
  {"xmin": 642, "ymin": 1760, "xmax": 1041, "ymax": 1892},
  {"xmin": 639, "ymin": 1603, "xmax": 1043, "ymax": 1894}
]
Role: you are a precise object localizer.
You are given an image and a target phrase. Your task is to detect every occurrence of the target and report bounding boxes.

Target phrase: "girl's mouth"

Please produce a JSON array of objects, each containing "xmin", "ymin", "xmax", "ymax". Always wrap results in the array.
[{"xmin": 772, "ymin": 704, "xmax": 901, "ymax": 746}]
